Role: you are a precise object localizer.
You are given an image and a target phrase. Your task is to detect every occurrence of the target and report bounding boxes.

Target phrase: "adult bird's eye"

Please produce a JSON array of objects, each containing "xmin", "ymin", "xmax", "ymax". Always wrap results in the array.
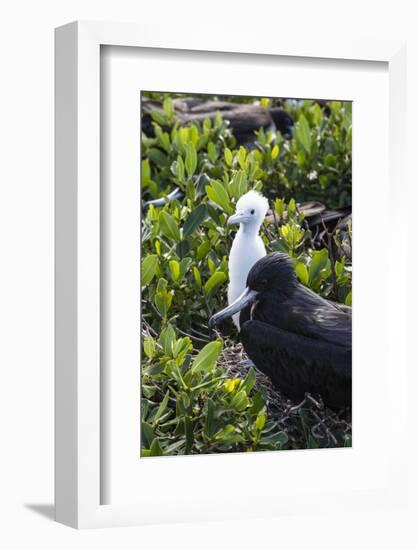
[{"xmin": 250, "ymin": 209, "xmax": 255, "ymax": 215}]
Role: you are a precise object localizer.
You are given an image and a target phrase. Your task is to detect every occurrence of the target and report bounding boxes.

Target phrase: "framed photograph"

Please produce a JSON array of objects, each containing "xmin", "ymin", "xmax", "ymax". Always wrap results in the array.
[{"xmin": 55, "ymin": 21, "xmax": 408, "ymax": 528}]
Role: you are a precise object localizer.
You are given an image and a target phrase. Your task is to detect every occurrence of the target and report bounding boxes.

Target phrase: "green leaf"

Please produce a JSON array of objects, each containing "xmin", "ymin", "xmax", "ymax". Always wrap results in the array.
[
  {"xmin": 249, "ymin": 391, "xmax": 266, "ymax": 415},
  {"xmin": 159, "ymin": 211, "xmax": 181, "ymax": 242},
  {"xmin": 345, "ymin": 291, "xmax": 352, "ymax": 306},
  {"xmin": 191, "ymin": 340, "xmax": 223, "ymax": 373},
  {"xmin": 261, "ymin": 430, "xmax": 288, "ymax": 448},
  {"xmin": 324, "ymin": 153, "xmax": 337, "ymax": 168},
  {"xmin": 254, "ymin": 410, "xmax": 266, "ymax": 432},
  {"xmin": 295, "ymin": 114, "xmax": 311, "ymax": 155},
  {"xmin": 159, "ymin": 324, "xmax": 176, "ymax": 355},
  {"xmin": 175, "ymin": 155, "xmax": 185, "ymax": 181},
  {"xmin": 143, "ymin": 336, "xmax": 156, "ymax": 359},
  {"xmin": 207, "ymin": 142, "xmax": 217, "ymax": 163},
  {"xmin": 237, "ymin": 146, "xmax": 247, "ymax": 170},
  {"xmin": 224, "ymin": 147, "xmax": 233, "ymax": 166},
  {"xmin": 309, "ymin": 249, "xmax": 329, "ymax": 288},
  {"xmin": 231, "ymin": 390, "xmax": 249, "ymax": 411},
  {"xmin": 189, "ymin": 125, "xmax": 199, "ymax": 147},
  {"xmin": 150, "ymin": 111, "xmax": 166, "ymax": 125},
  {"xmin": 154, "ymin": 391, "xmax": 170, "ymax": 423},
  {"xmin": 183, "ymin": 204, "xmax": 208, "ymax": 237},
  {"xmin": 204, "ymin": 271, "xmax": 227, "ymax": 296},
  {"xmin": 241, "ymin": 367, "xmax": 256, "ymax": 393},
  {"xmin": 154, "ymin": 125, "xmax": 170, "ymax": 152},
  {"xmin": 169, "ymin": 259, "xmax": 180, "ymax": 282},
  {"xmin": 176, "ymin": 239, "xmax": 190, "ymax": 259},
  {"xmin": 335, "ymin": 259, "xmax": 345, "ymax": 278},
  {"xmin": 295, "ymin": 262, "xmax": 309, "ymax": 286},
  {"xmin": 184, "ymin": 143, "xmax": 198, "ymax": 178},
  {"xmin": 215, "ymin": 424, "xmax": 235, "ymax": 441},
  {"xmin": 204, "ymin": 398, "xmax": 216, "ymax": 438},
  {"xmin": 162, "ymin": 96, "xmax": 174, "ymax": 120},
  {"xmin": 141, "ymin": 254, "xmax": 158, "ymax": 286},
  {"xmin": 155, "ymin": 289, "xmax": 173, "ymax": 318},
  {"xmin": 179, "ymin": 257, "xmax": 193, "ymax": 278},
  {"xmin": 142, "ymin": 158, "xmax": 151, "ymax": 183},
  {"xmin": 149, "ymin": 438, "xmax": 164, "ymax": 456},
  {"xmin": 147, "ymin": 147, "xmax": 170, "ymax": 167},
  {"xmin": 206, "ymin": 180, "xmax": 232, "ymax": 213},
  {"xmin": 141, "ymin": 421, "xmax": 154, "ymax": 449},
  {"xmin": 142, "ymin": 362, "xmax": 165, "ymax": 377},
  {"xmin": 288, "ymin": 198, "xmax": 296, "ymax": 214},
  {"xmin": 207, "ymin": 257, "xmax": 216, "ymax": 275},
  {"xmin": 193, "ymin": 266, "xmax": 202, "ymax": 289},
  {"xmin": 164, "ymin": 439, "xmax": 186, "ymax": 454},
  {"xmin": 214, "ymin": 111, "xmax": 223, "ymax": 128},
  {"xmin": 172, "ymin": 337, "xmax": 192, "ymax": 360},
  {"xmin": 231, "ymin": 170, "xmax": 248, "ymax": 199},
  {"xmin": 274, "ymin": 198, "xmax": 285, "ymax": 218},
  {"xmin": 197, "ymin": 240, "xmax": 211, "ymax": 260}
]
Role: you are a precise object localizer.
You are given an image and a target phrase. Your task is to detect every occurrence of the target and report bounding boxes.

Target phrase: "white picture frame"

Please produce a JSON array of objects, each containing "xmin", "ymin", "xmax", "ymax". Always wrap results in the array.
[{"xmin": 55, "ymin": 20, "xmax": 407, "ymax": 529}]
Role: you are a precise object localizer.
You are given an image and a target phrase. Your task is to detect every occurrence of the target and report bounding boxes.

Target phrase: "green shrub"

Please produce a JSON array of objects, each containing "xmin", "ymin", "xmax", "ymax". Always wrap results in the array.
[
  {"xmin": 274, "ymin": 100, "xmax": 352, "ymax": 207},
  {"xmin": 141, "ymin": 329, "xmax": 288, "ymax": 456}
]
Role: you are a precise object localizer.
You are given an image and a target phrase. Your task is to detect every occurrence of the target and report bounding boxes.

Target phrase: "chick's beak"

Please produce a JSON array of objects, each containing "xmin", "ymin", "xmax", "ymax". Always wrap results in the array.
[{"xmin": 227, "ymin": 211, "xmax": 248, "ymax": 225}]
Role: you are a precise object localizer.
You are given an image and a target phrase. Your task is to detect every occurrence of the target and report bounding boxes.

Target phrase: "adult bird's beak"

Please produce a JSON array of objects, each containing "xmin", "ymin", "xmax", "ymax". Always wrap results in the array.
[
  {"xmin": 227, "ymin": 210, "xmax": 248, "ymax": 225},
  {"xmin": 208, "ymin": 287, "xmax": 258, "ymax": 328}
]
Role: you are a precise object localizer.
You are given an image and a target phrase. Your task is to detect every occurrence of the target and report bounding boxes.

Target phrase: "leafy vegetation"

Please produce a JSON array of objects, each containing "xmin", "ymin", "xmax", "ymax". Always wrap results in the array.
[
  {"xmin": 142, "ymin": 328, "xmax": 288, "ymax": 456},
  {"xmin": 141, "ymin": 93, "xmax": 352, "ymax": 456}
]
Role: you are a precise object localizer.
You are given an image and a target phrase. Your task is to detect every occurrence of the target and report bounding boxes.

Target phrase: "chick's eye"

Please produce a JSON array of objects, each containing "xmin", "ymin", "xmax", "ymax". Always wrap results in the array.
[{"xmin": 250, "ymin": 209, "xmax": 255, "ymax": 215}]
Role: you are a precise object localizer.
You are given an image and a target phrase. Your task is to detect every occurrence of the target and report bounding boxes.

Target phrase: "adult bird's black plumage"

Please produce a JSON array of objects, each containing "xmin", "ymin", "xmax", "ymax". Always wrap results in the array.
[{"xmin": 209, "ymin": 252, "xmax": 352, "ymax": 410}]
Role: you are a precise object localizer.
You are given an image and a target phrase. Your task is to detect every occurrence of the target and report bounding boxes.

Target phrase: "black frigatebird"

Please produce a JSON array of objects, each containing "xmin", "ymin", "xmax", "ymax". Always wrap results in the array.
[{"xmin": 209, "ymin": 252, "xmax": 352, "ymax": 410}]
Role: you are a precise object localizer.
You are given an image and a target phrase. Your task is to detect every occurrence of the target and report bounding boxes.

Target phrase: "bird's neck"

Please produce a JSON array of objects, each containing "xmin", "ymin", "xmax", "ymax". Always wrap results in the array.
[{"xmin": 238, "ymin": 223, "xmax": 261, "ymax": 238}]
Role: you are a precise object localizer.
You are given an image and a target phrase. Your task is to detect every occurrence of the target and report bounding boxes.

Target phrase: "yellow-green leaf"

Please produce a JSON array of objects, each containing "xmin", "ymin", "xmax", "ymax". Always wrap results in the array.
[
  {"xmin": 159, "ymin": 211, "xmax": 181, "ymax": 242},
  {"xmin": 169, "ymin": 260, "xmax": 180, "ymax": 282},
  {"xmin": 254, "ymin": 410, "xmax": 266, "ymax": 432},
  {"xmin": 231, "ymin": 390, "xmax": 249, "ymax": 411},
  {"xmin": 224, "ymin": 147, "xmax": 233, "ymax": 166},
  {"xmin": 184, "ymin": 143, "xmax": 197, "ymax": 177},
  {"xmin": 204, "ymin": 271, "xmax": 227, "ymax": 295},
  {"xmin": 345, "ymin": 291, "xmax": 352, "ymax": 307},
  {"xmin": 191, "ymin": 340, "xmax": 223, "ymax": 373},
  {"xmin": 295, "ymin": 262, "xmax": 309, "ymax": 286},
  {"xmin": 206, "ymin": 180, "xmax": 232, "ymax": 213},
  {"xmin": 295, "ymin": 114, "xmax": 311, "ymax": 155},
  {"xmin": 143, "ymin": 336, "xmax": 156, "ymax": 359},
  {"xmin": 141, "ymin": 254, "xmax": 158, "ymax": 286}
]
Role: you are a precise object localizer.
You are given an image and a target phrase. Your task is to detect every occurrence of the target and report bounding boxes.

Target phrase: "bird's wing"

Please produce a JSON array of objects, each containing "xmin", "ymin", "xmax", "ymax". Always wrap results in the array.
[
  {"xmin": 296, "ymin": 283, "xmax": 345, "ymax": 312},
  {"xmin": 240, "ymin": 320, "xmax": 351, "ymax": 409},
  {"xmin": 255, "ymin": 285, "xmax": 351, "ymax": 349},
  {"xmin": 289, "ymin": 284, "xmax": 352, "ymax": 346},
  {"xmin": 288, "ymin": 305, "xmax": 352, "ymax": 348}
]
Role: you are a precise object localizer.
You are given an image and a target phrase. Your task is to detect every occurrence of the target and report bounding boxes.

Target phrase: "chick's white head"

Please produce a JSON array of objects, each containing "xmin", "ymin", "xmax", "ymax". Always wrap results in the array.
[{"xmin": 227, "ymin": 190, "xmax": 269, "ymax": 228}]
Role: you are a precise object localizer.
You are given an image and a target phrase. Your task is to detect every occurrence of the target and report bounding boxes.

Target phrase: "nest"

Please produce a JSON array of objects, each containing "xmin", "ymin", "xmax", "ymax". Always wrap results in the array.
[{"xmin": 218, "ymin": 339, "xmax": 352, "ymax": 449}]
